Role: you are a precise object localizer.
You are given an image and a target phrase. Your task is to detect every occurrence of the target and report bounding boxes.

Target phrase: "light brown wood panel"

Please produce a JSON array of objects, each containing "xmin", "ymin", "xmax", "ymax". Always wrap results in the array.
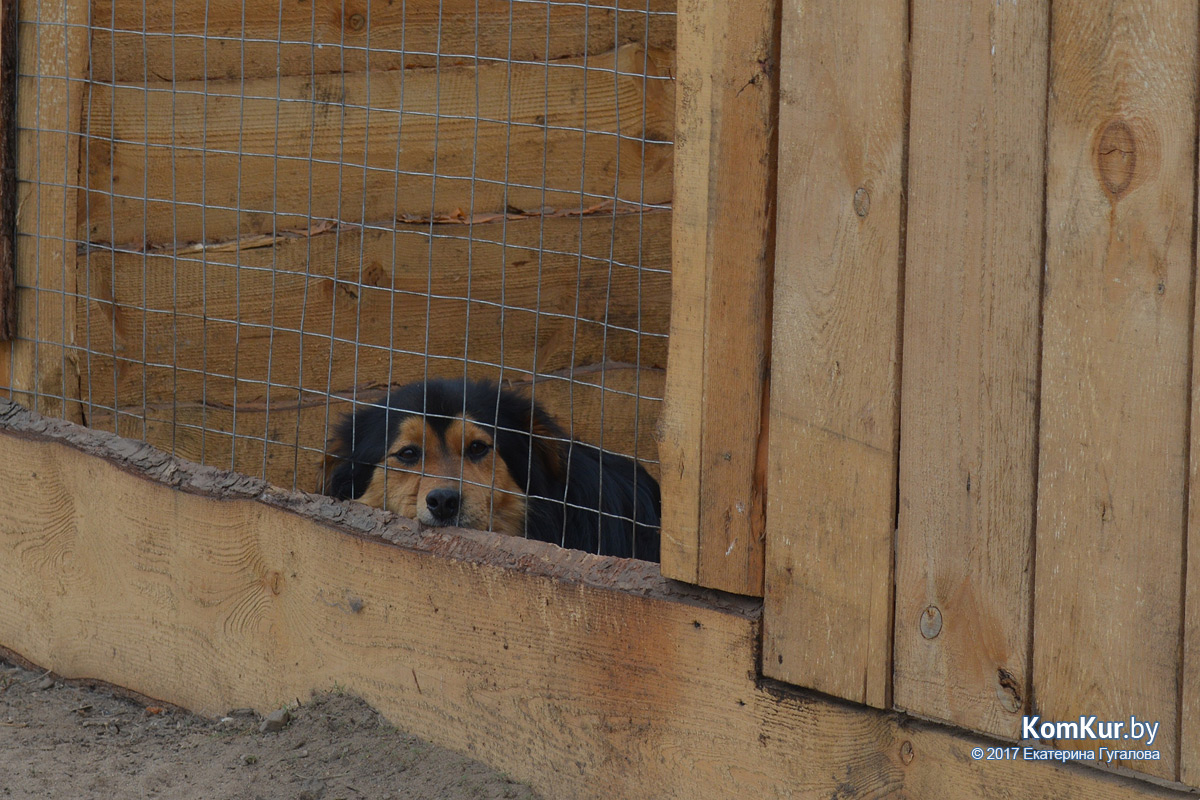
[
  {"xmin": 1186, "ymin": 268, "xmax": 1200, "ymax": 784},
  {"xmin": 0, "ymin": 0, "xmax": 15, "ymax": 341},
  {"xmin": 0, "ymin": 0, "xmax": 87, "ymax": 418},
  {"xmin": 761, "ymin": 0, "xmax": 906, "ymax": 708},
  {"xmin": 80, "ymin": 44, "xmax": 674, "ymax": 248},
  {"xmin": 658, "ymin": 0, "xmax": 776, "ymax": 595},
  {"xmin": 78, "ymin": 213, "xmax": 670, "ymax": 413},
  {"xmin": 1035, "ymin": 0, "xmax": 1196, "ymax": 781},
  {"xmin": 892, "ymin": 0, "xmax": 1048, "ymax": 737},
  {"xmin": 90, "ymin": 0, "xmax": 676, "ymax": 84},
  {"xmin": 1, "ymin": 406, "xmax": 1197, "ymax": 800},
  {"xmin": 88, "ymin": 364, "xmax": 663, "ymax": 492}
]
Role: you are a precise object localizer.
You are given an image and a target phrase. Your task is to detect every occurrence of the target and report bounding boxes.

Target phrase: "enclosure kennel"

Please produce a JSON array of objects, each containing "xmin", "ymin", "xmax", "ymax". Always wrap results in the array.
[{"xmin": 3, "ymin": 0, "xmax": 1200, "ymax": 798}]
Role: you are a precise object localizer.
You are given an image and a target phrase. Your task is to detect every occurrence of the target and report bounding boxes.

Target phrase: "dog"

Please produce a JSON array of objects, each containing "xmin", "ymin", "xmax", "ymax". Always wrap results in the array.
[{"xmin": 322, "ymin": 379, "xmax": 661, "ymax": 561}]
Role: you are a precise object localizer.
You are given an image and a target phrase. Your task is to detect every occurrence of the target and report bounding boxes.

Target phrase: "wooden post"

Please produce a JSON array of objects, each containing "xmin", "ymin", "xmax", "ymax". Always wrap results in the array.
[
  {"xmin": 0, "ymin": 0, "xmax": 16, "ymax": 341},
  {"xmin": 0, "ymin": 0, "xmax": 87, "ymax": 420},
  {"xmin": 658, "ymin": 0, "xmax": 778, "ymax": 596}
]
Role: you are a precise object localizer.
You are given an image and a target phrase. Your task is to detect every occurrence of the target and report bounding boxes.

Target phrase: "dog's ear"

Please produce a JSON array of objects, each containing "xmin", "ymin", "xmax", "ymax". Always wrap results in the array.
[
  {"xmin": 523, "ymin": 398, "xmax": 564, "ymax": 481},
  {"xmin": 320, "ymin": 397, "xmax": 392, "ymax": 499}
]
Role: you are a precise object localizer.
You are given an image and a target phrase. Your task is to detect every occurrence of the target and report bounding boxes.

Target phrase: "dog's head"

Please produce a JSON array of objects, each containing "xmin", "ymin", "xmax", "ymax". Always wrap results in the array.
[{"xmin": 322, "ymin": 379, "xmax": 564, "ymax": 536}]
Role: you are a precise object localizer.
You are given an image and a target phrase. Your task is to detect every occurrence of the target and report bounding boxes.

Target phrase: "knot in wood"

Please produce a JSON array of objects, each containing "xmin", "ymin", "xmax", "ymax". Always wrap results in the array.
[
  {"xmin": 919, "ymin": 605, "xmax": 942, "ymax": 639},
  {"xmin": 1096, "ymin": 120, "xmax": 1136, "ymax": 198}
]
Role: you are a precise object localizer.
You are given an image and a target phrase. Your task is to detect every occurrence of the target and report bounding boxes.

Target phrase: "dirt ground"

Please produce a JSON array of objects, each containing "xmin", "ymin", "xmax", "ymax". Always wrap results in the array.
[{"xmin": 0, "ymin": 658, "xmax": 541, "ymax": 800}]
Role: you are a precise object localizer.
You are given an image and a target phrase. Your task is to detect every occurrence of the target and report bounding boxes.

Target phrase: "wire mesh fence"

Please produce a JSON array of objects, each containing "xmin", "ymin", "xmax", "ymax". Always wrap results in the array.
[{"xmin": 4, "ymin": 0, "xmax": 674, "ymax": 559}]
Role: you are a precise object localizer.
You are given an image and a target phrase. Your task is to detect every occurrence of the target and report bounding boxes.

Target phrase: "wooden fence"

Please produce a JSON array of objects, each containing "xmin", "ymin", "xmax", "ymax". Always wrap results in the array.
[{"xmin": 3, "ymin": 0, "xmax": 1200, "ymax": 796}]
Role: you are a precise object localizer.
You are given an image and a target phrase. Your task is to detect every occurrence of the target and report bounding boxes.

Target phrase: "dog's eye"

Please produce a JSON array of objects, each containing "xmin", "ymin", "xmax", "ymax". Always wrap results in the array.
[
  {"xmin": 392, "ymin": 445, "xmax": 421, "ymax": 464},
  {"xmin": 466, "ymin": 440, "xmax": 491, "ymax": 459}
]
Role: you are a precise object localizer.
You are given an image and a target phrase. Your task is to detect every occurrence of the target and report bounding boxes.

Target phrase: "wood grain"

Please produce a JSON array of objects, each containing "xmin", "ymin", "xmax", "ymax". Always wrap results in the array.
[
  {"xmin": 0, "ymin": 0, "xmax": 16, "ymax": 340},
  {"xmin": 77, "ymin": 213, "xmax": 670, "ymax": 414},
  {"xmin": 90, "ymin": 0, "xmax": 676, "ymax": 84},
  {"xmin": 87, "ymin": 364, "xmax": 664, "ymax": 492},
  {"xmin": 0, "ymin": 406, "xmax": 1196, "ymax": 800},
  {"xmin": 892, "ymin": 0, "xmax": 1048, "ymax": 736},
  {"xmin": 658, "ymin": 0, "xmax": 776, "ymax": 596},
  {"xmin": 80, "ymin": 44, "xmax": 674, "ymax": 248},
  {"xmin": 1034, "ymin": 0, "xmax": 1196, "ymax": 780},
  {"xmin": 761, "ymin": 0, "xmax": 905, "ymax": 708},
  {"xmin": 0, "ymin": 0, "xmax": 87, "ymax": 418}
]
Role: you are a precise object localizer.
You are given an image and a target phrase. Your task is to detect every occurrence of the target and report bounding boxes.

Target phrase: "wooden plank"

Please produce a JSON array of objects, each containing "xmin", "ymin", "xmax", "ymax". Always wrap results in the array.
[
  {"xmin": 77, "ymin": 213, "xmax": 670, "ymax": 415},
  {"xmin": 80, "ymin": 44, "xmax": 675, "ymax": 248},
  {"xmin": 761, "ymin": 0, "xmax": 905, "ymax": 707},
  {"xmin": 0, "ymin": 0, "xmax": 15, "ymax": 341},
  {"xmin": 891, "ymin": 0, "xmax": 1048, "ymax": 735},
  {"xmin": 90, "ymin": 0, "xmax": 677, "ymax": 84},
  {"xmin": 1034, "ymin": 0, "xmax": 1196, "ymax": 781},
  {"xmin": 658, "ymin": 0, "xmax": 776, "ymax": 595},
  {"xmin": 1186, "ymin": 263, "xmax": 1200, "ymax": 783},
  {"xmin": 0, "ymin": 403, "xmax": 1196, "ymax": 800},
  {"xmin": 0, "ymin": 0, "xmax": 87, "ymax": 417},
  {"xmin": 88, "ymin": 364, "xmax": 664, "ymax": 492}
]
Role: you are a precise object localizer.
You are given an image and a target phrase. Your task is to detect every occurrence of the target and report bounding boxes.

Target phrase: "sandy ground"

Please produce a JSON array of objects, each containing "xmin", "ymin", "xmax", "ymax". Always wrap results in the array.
[{"xmin": 0, "ymin": 658, "xmax": 541, "ymax": 800}]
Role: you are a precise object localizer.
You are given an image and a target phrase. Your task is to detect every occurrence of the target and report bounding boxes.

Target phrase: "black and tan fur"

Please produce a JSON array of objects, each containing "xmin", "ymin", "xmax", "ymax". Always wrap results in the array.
[{"xmin": 322, "ymin": 379, "xmax": 661, "ymax": 561}]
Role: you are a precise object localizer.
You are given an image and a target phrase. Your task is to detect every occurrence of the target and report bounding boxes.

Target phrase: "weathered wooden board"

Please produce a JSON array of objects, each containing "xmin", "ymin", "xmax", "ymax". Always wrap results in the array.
[
  {"xmin": 658, "ymin": 0, "xmax": 776, "ymax": 595},
  {"xmin": 0, "ymin": 0, "xmax": 87, "ymax": 418},
  {"xmin": 90, "ymin": 0, "xmax": 676, "ymax": 84},
  {"xmin": 1034, "ymin": 0, "xmax": 1195, "ymax": 781},
  {"xmin": 78, "ymin": 213, "xmax": 670, "ymax": 414},
  {"xmin": 892, "ymin": 0, "xmax": 1047, "ymax": 737},
  {"xmin": 81, "ymin": 44, "xmax": 674, "ymax": 248},
  {"xmin": 0, "ymin": 404, "xmax": 1195, "ymax": 800},
  {"xmin": 87, "ymin": 364, "xmax": 663, "ymax": 492},
  {"xmin": 0, "ymin": 0, "xmax": 16, "ymax": 340},
  {"xmin": 761, "ymin": 0, "xmax": 905, "ymax": 708},
  {"xmin": 1186, "ymin": 265, "xmax": 1200, "ymax": 785}
]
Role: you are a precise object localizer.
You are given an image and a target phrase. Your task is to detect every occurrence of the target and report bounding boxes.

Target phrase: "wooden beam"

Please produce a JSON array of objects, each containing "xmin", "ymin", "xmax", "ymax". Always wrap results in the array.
[
  {"xmin": 761, "ymin": 0, "xmax": 906, "ymax": 708},
  {"xmin": 90, "ymin": 0, "xmax": 677, "ymax": 84},
  {"xmin": 0, "ymin": 398, "xmax": 1194, "ymax": 800},
  {"xmin": 80, "ymin": 44, "xmax": 674, "ymax": 248},
  {"xmin": 0, "ymin": 0, "xmax": 87, "ymax": 418},
  {"xmin": 0, "ymin": 0, "xmax": 16, "ymax": 341},
  {"xmin": 1035, "ymin": 0, "xmax": 1196, "ymax": 781},
  {"xmin": 892, "ymin": 0, "xmax": 1048, "ymax": 736},
  {"xmin": 658, "ymin": 0, "xmax": 777, "ymax": 595}
]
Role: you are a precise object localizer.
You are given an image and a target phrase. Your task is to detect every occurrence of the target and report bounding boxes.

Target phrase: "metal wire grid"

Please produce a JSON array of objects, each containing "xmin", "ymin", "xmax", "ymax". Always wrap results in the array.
[{"xmin": 9, "ymin": 0, "xmax": 671, "ymax": 553}]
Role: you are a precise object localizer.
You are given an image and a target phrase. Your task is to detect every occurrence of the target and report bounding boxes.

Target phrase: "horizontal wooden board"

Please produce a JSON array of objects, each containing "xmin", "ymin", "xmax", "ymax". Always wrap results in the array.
[
  {"xmin": 90, "ymin": 0, "xmax": 677, "ymax": 84},
  {"xmin": 77, "ymin": 212, "xmax": 670, "ymax": 414},
  {"xmin": 0, "ymin": 403, "xmax": 1195, "ymax": 800},
  {"xmin": 81, "ymin": 44, "xmax": 675, "ymax": 248},
  {"xmin": 87, "ymin": 364, "xmax": 664, "ymax": 492}
]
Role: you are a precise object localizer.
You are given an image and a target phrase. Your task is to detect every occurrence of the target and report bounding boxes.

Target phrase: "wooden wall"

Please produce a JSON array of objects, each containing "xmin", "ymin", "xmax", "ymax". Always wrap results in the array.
[
  {"xmin": 752, "ymin": 0, "xmax": 1200, "ymax": 789},
  {"xmin": 63, "ymin": 0, "xmax": 675, "ymax": 490}
]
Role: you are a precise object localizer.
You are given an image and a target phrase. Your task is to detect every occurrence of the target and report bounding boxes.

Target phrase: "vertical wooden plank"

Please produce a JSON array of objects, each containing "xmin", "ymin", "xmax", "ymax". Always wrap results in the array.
[
  {"xmin": 760, "ymin": 0, "xmax": 905, "ymax": 707},
  {"xmin": 659, "ymin": 0, "xmax": 778, "ymax": 595},
  {"xmin": 1035, "ymin": 0, "xmax": 1195, "ymax": 781},
  {"xmin": 0, "ymin": 0, "xmax": 17, "ymax": 341},
  {"xmin": 0, "ymin": 0, "xmax": 86, "ymax": 419},
  {"xmin": 1185, "ymin": 253, "xmax": 1200, "ymax": 786},
  {"xmin": 892, "ymin": 0, "xmax": 1048, "ymax": 737}
]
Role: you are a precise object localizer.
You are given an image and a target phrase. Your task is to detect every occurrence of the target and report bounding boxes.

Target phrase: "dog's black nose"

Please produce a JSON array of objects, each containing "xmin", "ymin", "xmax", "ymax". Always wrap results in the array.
[{"xmin": 425, "ymin": 488, "xmax": 461, "ymax": 522}]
